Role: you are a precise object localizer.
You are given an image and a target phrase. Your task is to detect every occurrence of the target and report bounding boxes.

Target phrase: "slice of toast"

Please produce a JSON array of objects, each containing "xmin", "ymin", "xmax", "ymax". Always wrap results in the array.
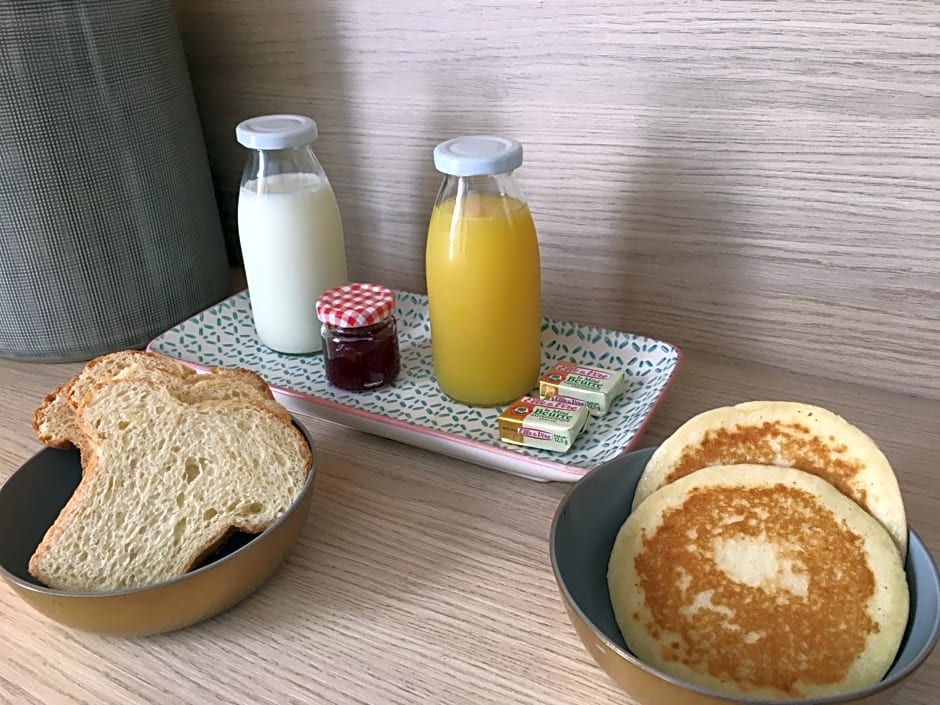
[
  {"xmin": 28, "ymin": 378, "xmax": 311, "ymax": 592},
  {"xmin": 33, "ymin": 352, "xmax": 285, "ymax": 453}
]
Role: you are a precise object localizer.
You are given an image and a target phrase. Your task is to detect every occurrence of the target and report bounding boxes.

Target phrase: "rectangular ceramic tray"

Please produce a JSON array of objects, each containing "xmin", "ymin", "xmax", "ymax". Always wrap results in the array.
[{"xmin": 148, "ymin": 290, "xmax": 682, "ymax": 482}]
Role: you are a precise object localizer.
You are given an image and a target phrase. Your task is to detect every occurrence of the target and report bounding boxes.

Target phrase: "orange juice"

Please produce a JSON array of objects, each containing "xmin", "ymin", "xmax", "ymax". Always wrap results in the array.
[{"xmin": 426, "ymin": 192, "xmax": 541, "ymax": 406}]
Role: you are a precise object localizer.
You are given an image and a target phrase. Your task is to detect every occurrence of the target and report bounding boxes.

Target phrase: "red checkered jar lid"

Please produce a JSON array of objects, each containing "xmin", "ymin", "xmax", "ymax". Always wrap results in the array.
[{"xmin": 315, "ymin": 283, "xmax": 396, "ymax": 328}]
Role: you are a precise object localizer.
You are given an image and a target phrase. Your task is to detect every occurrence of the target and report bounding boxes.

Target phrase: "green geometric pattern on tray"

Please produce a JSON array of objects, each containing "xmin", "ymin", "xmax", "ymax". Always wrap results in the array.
[{"xmin": 149, "ymin": 290, "xmax": 681, "ymax": 471}]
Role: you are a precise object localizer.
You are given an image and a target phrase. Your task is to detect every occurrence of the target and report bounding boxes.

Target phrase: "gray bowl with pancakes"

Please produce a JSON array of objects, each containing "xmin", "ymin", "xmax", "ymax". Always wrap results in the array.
[{"xmin": 550, "ymin": 402, "xmax": 940, "ymax": 705}]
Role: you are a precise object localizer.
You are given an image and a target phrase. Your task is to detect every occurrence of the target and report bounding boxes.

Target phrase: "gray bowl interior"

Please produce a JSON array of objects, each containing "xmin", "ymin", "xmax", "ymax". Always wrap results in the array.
[
  {"xmin": 0, "ymin": 444, "xmax": 83, "ymax": 584},
  {"xmin": 0, "ymin": 420, "xmax": 314, "ymax": 590},
  {"xmin": 551, "ymin": 447, "xmax": 940, "ymax": 696}
]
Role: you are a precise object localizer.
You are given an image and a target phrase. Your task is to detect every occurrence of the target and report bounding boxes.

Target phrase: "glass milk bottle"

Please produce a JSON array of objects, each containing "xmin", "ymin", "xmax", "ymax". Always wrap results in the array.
[
  {"xmin": 425, "ymin": 135, "xmax": 542, "ymax": 406},
  {"xmin": 236, "ymin": 114, "xmax": 348, "ymax": 354}
]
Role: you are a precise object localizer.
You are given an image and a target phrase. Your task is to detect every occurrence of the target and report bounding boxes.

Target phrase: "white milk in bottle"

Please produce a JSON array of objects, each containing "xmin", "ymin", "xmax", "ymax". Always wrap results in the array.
[{"xmin": 235, "ymin": 114, "xmax": 348, "ymax": 354}]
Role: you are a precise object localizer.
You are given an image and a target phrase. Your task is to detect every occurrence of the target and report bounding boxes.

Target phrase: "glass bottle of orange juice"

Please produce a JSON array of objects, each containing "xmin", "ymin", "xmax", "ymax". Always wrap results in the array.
[{"xmin": 425, "ymin": 135, "xmax": 542, "ymax": 406}]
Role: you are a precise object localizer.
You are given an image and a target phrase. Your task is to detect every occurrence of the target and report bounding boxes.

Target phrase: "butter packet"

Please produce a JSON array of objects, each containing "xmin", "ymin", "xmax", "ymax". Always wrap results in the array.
[
  {"xmin": 538, "ymin": 361, "xmax": 625, "ymax": 416},
  {"xmin": 497, "ymin": 395, "xmax": 590, "ymax": 453}
]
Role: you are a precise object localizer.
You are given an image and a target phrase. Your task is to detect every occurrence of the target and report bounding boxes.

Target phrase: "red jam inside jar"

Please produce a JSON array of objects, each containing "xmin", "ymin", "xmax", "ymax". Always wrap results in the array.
[{"xmin": 316, "ymin": 283, "xmax": 401, "ymax": 392}]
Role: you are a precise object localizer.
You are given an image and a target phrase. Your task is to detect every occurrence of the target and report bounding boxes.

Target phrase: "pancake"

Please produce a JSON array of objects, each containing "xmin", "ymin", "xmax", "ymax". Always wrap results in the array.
[
  {"xmin": 608, "ymin": 464, "xmax": 910, "ymax": 700},
  {"xmin": 633, "ymin": 401, "xmax": 907, "ymax": 557}
]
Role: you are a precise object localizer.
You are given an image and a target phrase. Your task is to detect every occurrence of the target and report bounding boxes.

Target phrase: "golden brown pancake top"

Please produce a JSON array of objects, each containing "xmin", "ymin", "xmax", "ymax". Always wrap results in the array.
[
  {"xmin": 668, "ymin": 421, "xmax": 868, "ymax": 511},
  {"xmin": 633, "ymin": 483, "xmax": 879, "ymax": 697}
]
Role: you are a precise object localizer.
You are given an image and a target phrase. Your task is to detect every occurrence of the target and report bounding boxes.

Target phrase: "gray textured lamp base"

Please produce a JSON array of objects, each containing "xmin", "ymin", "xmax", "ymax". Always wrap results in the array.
[{"xmin": 0, "ymin": 0, "xmax": 229, "ymax": 361}]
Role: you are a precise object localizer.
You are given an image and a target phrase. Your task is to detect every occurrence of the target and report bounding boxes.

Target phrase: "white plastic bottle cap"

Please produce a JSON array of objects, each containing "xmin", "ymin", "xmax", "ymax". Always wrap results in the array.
[
  {"xmin": 433, "ymin": 135, "xmax": 524, "ymax": 177},
  {"xmin": 235, "ymin": 114, "xmax": 319, "ymax": 150}
]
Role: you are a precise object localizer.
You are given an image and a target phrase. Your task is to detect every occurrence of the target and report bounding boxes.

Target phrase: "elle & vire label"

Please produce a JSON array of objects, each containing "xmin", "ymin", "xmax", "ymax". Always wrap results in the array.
[
  {"xmin": 538, "ymin": 361, "xmax": 625, "ymax": 416},
  {"xmin": 497, "ymin": 395, "xmax": 590, "ymax": 453}
]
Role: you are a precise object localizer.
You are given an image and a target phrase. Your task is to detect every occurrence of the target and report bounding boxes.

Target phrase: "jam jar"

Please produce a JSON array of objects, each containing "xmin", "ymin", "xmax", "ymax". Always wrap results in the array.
[{"xmin": 315, "ymin": 283, "xmax": 401, "ymax": 391}]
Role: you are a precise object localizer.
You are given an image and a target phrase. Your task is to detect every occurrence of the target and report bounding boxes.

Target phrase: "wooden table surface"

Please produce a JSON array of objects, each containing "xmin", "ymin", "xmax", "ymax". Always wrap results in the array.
[{"xmin": 0, "ymin": 351, "xmax": 937, "ymax": 705}]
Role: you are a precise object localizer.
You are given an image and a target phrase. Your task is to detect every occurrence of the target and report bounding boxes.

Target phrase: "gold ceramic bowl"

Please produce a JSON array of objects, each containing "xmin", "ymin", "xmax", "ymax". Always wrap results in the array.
[
  {"xmin": 550, "ymin": 447, "xmax": 940, "ymax": 705},
  {"xmin": 0, "ymin": 420, "xmax": 317, "ymax": 636}
]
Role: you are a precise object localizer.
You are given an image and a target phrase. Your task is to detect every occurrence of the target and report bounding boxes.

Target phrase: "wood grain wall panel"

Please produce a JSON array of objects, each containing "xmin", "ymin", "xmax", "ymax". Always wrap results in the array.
[{"xmin": 172, "ymin": 0, "xmax": 940, "ymax": 398}]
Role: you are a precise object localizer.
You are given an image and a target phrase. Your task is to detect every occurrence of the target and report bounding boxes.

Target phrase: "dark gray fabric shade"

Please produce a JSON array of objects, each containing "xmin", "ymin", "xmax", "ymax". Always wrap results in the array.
[{"xmin": 0, "ymin": 0, "xmax": 229, "ymax": 361}]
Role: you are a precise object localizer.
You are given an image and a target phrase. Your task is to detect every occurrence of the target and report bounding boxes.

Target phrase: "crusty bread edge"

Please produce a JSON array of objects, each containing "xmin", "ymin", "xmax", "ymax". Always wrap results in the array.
[
  {"xmin": 32, "ymin": 383, "xmax": 76, "ymax": 450},
  {"xmin": 66, "ymin": 351, "xmax": 195, "ymax": 411},
  {"xmin": 215, "ymin": 367, "xmax": 275, "ymax": 398}
]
